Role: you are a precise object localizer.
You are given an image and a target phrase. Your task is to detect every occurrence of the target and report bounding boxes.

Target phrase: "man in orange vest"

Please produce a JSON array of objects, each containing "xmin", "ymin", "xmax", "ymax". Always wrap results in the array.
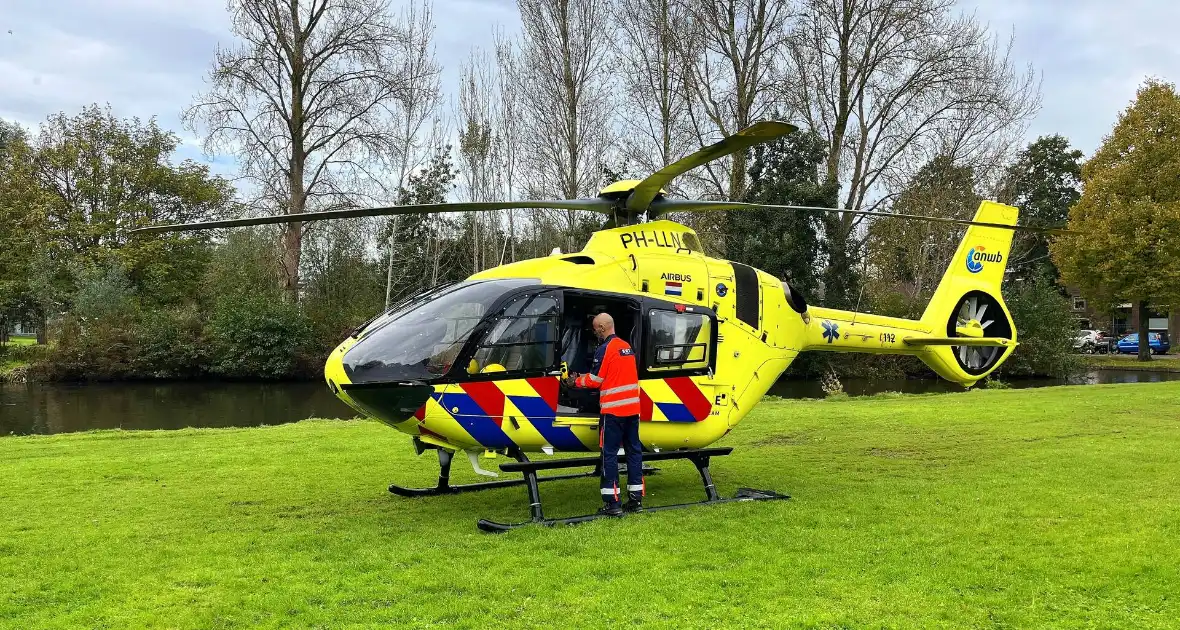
[{"xmin": 567, "ymin": 312, "xmax": 643, "ymax": 516}]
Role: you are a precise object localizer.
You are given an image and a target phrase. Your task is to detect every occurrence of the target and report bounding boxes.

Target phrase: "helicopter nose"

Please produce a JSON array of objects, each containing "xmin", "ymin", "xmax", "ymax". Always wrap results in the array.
[{"xmin": 341, "ymin": 381, "xmax": 434, "ymax": 427}]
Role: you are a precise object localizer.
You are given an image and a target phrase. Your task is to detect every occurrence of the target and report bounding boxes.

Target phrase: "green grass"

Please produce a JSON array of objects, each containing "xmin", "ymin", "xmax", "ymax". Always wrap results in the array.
[
  {"xmin": 1, "ymin": 337, "xmax": 37, "ymax": 346},
  {"xmin": 3, "ymin": 384, "xmax": 1179, "ymax": 628},
  {"xmin": 1084, "ymin": 352, "xmax": 1180, "ymax": 372},
  {"xmin": 0, "ymin": 339, "xmax": 48, "ymax": 378}
]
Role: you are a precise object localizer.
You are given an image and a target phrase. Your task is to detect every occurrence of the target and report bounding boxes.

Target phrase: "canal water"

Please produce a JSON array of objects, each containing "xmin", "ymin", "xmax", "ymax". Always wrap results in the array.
[{"xmin": 2, "ymin": 370, "xmax": 1177, "ymax": 436}]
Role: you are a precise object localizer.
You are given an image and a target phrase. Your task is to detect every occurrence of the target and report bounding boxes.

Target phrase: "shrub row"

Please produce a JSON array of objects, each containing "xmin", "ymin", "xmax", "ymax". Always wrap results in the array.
[{"xmin": 32, "ymin": 298, "xmax": 321, "ymax": 382}]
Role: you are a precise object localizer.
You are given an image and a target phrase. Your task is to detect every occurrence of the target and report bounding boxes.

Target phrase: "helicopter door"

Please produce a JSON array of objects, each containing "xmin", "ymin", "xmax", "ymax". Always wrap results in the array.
[
  {"xmin": 554, "ymin": 292, "xmax": 642, "ymax": 421},
  {"xmin": 640, "ymin": 305, "xmax": 721, "ymax": 423},
  {"xmin": 465, "ymin": 291, "xmax": 561, "ymax": 377}
]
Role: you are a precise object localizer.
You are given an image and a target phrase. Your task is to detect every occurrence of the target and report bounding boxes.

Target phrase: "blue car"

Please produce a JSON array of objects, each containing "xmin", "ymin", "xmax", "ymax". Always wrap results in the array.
[{"xmin": 1116, "ymin": 333, "xmax": 1170, "ymax": 355}]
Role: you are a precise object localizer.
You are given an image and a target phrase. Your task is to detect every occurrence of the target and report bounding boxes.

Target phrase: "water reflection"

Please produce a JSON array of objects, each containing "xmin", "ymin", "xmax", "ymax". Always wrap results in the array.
[
  {"xmin": 0, "ymin": 381, "xmax": 355, "ymax": 436},
  {"xmin": 2, "ymin": 369, "xmax": 1177, "ymax": 436}
]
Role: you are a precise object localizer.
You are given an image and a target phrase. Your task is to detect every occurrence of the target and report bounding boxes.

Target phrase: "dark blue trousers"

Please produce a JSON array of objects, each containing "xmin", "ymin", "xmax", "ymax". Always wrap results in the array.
[{"xmin": 599, "ymin": 413, "xmax": 643, "ymax": 506}]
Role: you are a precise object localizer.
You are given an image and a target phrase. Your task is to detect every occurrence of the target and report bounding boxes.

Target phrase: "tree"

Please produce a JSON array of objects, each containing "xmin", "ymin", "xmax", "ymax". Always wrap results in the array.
[
  {"xmin": 997, "ymin": 135, "xmax": 1084, "ymax": 282},
  {"xmin": 785, "ymin": 0, "xmax": 1040, "ymax": 308},
  {"xmin": 516, "ymin": 0, "xmax": 615, "ymax": 252},
  {"xmin": 993, "ymin": 275, "xmax": 1082, "ymax": 378},
  {"xmin": 677, "ymin": 0, "xmax": 790, "ymax": 202},
  {"xmin": 727, "ymin": 129, "xmax": 834, "ymax": 299},
  {"xmin": 382, "ymin": 146, "xmax": 458, "ymax": 302},
  {"xmin": 382, "ymin": 0, "xmax": 444, "ymax": 308},
  {"xmin": 34, "ymin": 105, "xmax": 234, "ymax": 307},
  {"xmin": 184, "ymin": 0, "xmax": 423, "ymax": 299},
  {"xmin": 0, "ymin": 121, "xmax": 48, "ymax": 342},
  {"xmin": 301, "ymin": 222, "xmax": 385, "ymax": 352},
  {"xmin": 493, "ymin": 28, "xmax": 523, "ymax": 262},
  {"xmin": 456, "ymin": 48, "xmax": 498, "ymax": 273},
  {"xmin": 1052, "ymin": 79, "xmax": 1180, "ymax": 361},
  {"xmin": 865, "ymin": 156, "xmax": 981, "ymax": 317},
  {"xmin": 611, "ymin": 0, "xmax": 695, "ymax": 184}
]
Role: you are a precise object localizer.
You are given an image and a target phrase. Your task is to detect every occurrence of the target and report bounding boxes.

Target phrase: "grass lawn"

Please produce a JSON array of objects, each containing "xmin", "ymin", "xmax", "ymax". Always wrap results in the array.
[
  {"xmin": 2, "ymin": 383, "xmax": 1179, "ymax": 628},
  {"xmin": 1, "ymin": 337, "xmax": 37, "ymax": 346},
  {"xmin": 1084, "ymin": 352, "xmax": 1180, "ymax": 372}
]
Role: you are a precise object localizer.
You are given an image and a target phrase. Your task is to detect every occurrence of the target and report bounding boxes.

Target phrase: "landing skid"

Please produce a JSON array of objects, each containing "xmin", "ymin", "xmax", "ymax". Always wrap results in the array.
[
  {"xmin": 472, "ymin": 446, "xmax": 789, "ymax": 533},
  {"xmin": 389, "ymin": 470, "xmax": 600, "ymax": 497},
  {"xmin": 476, "ymin": 487, "xmax": 788, "ymax": 532},
  {"xmin": 389, "ymin": 447, "xmax": 656, "ymax": 497}
]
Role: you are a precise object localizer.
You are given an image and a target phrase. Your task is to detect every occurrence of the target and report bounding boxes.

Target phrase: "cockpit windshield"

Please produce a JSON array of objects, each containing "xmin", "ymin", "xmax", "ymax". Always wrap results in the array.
[{"xmin": 342, "ymin": 279, "xmax": 535, "ymax": 383}]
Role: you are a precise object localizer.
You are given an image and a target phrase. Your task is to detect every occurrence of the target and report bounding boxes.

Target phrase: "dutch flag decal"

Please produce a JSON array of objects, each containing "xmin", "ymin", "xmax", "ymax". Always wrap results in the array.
[{"xmin": 664, "ymin": 280, "xmax": 683, "ymax": 296}]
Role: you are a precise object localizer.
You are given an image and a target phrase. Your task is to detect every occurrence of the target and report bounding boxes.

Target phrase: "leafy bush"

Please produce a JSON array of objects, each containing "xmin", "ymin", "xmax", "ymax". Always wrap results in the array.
[
  {"xmin": 130, "ymin": 306, "xmax": 206, "ymax": 379},
  {"xmin": 0, "ymin": 340, "xmax": 50, "ymax": 364},
  {"xmin": 995, "ymin": 278, "xmax": 1084, "ymax": 378},
  {"xmin": 35, "ymin": 314, "xmax": 137, "ymax": 381},
  {"xmin": 205, "ymin": 296, "xmax": 314, "ymax": 379},
  {"xmin": 71, "ymin": 263, "xmax": 137, "ymax": 322}
]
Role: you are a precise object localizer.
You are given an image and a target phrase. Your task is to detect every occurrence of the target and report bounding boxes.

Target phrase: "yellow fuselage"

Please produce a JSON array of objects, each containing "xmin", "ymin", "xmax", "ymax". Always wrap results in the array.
[{"xmin": 324, "ymin": 205, "xmax": 1018, "ymax": 455}]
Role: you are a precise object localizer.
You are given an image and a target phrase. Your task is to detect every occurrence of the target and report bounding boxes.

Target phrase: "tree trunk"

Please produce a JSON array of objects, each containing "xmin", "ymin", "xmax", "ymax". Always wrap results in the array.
[
  {"xmin": 283, "ymin": 184, "xmax": 305, "ymax": 301},
  {"xmin": 384, "ymin": 217, "xmax": 401, "ymax": 310},
  {"xmin": 1132, "ymin": 302, "xmax": 1151, "ymax": 363},
  {"xmin": 1170, "ymin": 310, "xmax": 1179, "ymax": 358},
  {"xmin": 1137, "ymin": 300, "xmax": 1152, "ymax": 361},
  {"xmin": 508, "ymin": 209, "xmax": 515, "ymax": 262},
  {"xmin": 284, "ymin": 0, "xmax": 306, "ymax": 303},
  {"xmin": 818, "ymin": 179, "xmax": 856, "ymax": 309}
]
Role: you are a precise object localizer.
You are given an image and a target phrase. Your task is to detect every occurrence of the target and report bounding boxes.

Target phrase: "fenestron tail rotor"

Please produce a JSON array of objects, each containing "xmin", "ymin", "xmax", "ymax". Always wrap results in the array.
[{"xmin": 946, "ymin": 291, "xmax": 1013, "ymax": 375}]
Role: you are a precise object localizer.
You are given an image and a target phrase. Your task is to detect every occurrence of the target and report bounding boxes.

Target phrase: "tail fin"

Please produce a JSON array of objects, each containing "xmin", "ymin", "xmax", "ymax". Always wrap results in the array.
[{"xmin": 917, "ymin": 200, "xmax": 1019, "ymax": 382}]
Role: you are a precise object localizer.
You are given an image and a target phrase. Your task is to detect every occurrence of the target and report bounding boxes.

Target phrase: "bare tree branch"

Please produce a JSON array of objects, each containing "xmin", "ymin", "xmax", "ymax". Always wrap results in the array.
[{"xmin": 184, "ymin": 0, "xmax": 428, "ymax": 299}]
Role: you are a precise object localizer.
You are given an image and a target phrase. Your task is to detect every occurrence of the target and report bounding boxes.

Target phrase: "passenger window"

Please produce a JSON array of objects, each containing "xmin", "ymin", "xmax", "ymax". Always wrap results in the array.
[
  {"xmin": 646, "ymin": 309, "xmax": 712, "ymax": 372},
  {"xmin": 471, "ymin": 294, "xmax": 559, "ymax": 374}
]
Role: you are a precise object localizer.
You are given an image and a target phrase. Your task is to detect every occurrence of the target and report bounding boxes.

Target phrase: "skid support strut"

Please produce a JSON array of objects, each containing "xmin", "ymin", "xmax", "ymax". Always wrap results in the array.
[
  {"xmin": 476, "ymin": 447, "xmax": 788, "ymax": 533},
  {"xmin": 388, "ymin": 444, "xmax": 654, "ymax": 498}
]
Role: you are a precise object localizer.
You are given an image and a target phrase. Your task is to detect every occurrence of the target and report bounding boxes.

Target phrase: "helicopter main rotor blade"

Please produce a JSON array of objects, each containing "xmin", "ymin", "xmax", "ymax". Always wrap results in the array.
[
  {"xmin": 130, "ymin": 198, "xmax": 614, "ymax": 235},
  {"xmin": 626, "ymin": 120, "xmax": 798, "ymax": 214},
  {"xmin": 651, "ymin": 199, "xmax": 1075, "ymax": 235}
]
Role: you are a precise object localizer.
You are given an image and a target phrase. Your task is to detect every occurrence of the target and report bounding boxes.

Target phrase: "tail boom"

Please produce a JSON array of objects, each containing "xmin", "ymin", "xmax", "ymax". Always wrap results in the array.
[{"xmin": 797, "ymin": 201, "xmax": 1021, "ymax": 386}]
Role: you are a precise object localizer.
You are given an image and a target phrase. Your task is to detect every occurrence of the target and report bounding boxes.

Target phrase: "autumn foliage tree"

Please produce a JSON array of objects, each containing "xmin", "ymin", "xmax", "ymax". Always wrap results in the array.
[{"xmin": 1052, "ymin": 79, "xmax": 1180, "ymax": 360}]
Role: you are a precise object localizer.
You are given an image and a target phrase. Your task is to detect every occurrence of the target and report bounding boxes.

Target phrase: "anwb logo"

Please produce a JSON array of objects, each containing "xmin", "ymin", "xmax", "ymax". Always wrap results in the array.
[{"xmin": 965, "ymin": 246, "xmax": 1002, "ymax": 274}]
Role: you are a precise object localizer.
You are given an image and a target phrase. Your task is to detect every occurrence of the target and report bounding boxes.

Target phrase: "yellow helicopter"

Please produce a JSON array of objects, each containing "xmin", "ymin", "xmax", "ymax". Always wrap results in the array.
[{"xmin": 136, "ymin": 121, "xmax": 1045, "ymax": 531}]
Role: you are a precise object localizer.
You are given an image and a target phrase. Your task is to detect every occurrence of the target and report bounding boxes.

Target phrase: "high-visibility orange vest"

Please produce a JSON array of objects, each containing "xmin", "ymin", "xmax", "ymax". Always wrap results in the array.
[{"xmin": 575, "ymin": 335, "xmax": 641, "ymax": 417}]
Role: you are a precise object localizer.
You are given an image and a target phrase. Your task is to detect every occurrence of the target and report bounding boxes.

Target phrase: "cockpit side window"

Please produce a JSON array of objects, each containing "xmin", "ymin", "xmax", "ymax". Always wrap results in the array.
[
  {"xmin": 645, "ymin": 309, "xmax": 713, "ymax": 373},
  {"xmin": 341, "ymin": 279, "xmax": 534, "ymax": 384},
  {"xmin": 468, "ymin": 293, "xmax": 560, "ymax": 376}
]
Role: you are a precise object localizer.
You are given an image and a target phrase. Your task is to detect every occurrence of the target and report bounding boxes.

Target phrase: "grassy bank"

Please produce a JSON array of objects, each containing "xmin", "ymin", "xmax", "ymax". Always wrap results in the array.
[
  {"xmin": 1084, "ymin": 352, "xmax": 1180, "ymax": 372},
  {"xmin": 2, "ymin": 384, "xmax": 1179, "ymax": 628},
  {"xmin": 2, "ymin": 337, "xmax": 37, "ymax": 346},
  {"xmin": 0, "ymin": 340, "xmax": 47, "ymax": 381}
]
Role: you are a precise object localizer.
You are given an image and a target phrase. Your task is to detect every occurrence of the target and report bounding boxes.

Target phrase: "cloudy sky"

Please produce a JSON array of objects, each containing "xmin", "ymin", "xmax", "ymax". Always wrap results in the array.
[{"xmin": 1, "ymin": 0, "xmax": 1177, "ymax": 176}]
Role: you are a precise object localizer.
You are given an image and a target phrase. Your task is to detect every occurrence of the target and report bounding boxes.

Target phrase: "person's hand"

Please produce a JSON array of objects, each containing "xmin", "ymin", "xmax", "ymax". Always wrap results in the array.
[{"xmin": 563, "ymin": 373, "xmax": 579, "ymax": 387}]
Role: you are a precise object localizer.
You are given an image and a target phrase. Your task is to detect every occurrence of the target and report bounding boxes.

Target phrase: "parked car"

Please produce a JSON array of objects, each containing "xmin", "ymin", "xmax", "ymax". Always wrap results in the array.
[
  {"xmin": 1074, "ymin": 329, "xmax": 1102, "ymax": 353},
  {"xmin": 1116, "ymin": 332, "xmax": 1171, "ymax": 355}
]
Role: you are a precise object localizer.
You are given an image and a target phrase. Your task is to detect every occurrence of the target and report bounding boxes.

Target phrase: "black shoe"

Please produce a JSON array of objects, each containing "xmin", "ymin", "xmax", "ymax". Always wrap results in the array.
[
  {"xmin": 597, "ymin": 504, "xmax": 623, "ymax": 517},
  {"xmin": 622, "ymin": 499, "xmax": 643, "ymax": 513}
]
